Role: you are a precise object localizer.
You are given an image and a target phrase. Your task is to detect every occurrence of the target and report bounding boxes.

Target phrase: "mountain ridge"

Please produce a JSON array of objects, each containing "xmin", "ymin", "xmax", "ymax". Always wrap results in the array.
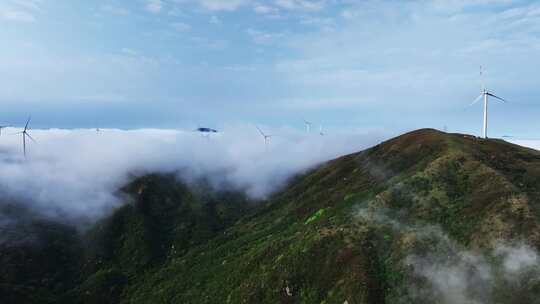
[{"xmin": 2, "ymin": 128, "xmax": 540, "ymax": 303}]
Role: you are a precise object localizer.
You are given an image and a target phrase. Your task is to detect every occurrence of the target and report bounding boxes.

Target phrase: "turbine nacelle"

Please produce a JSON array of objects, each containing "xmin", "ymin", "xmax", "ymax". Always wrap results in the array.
[
  {"xmin": 304, "ymin": 120, "xmax": 312, "ymax": 133},
  {"xmin": 196, "ymin": 127, "xmax": 218, "ymax": 133}
]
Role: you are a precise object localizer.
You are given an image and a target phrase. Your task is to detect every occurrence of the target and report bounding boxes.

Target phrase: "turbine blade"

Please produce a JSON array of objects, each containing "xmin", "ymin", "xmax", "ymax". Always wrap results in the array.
[
  {"xmin": 487, "ymin": 92, "xmax": 507, "ymax": 103},
  {"xmin": 24, "ymin": 116, "xmax": 31, "ymax": 131},
  {"xmin": 255, "ymin": 126, "xmax": 265, "ymax": 137},
  {"xmin": 469, "ymin": 94, "xmax": 483, "ymax": 106},
  {"xmin": 26, "ymin": 133, "xmax": 37, "ymax": 143},
  {"xmin": 480, "ymin": 65, "xmax": 485, "ymax": 91}
]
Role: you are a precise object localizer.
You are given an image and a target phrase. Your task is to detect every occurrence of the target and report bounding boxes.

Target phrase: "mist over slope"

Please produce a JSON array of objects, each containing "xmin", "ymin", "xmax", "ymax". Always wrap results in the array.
[
  {"xmin": 1, "ymin": 129, "xmax": 540, "ymax": 303},
  {"xmin": 0, "ymin": 126, "xmax": 385, "ymax": 222},
  {"xmin": 109, "ymin": 129, "xmax": 540, "ymax": 304}
]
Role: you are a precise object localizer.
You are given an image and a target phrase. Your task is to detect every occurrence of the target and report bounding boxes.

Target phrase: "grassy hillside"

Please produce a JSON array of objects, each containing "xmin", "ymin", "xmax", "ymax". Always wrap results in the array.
[{"xmin": 2, "ymin": 129, "xmax": 540, "ymax": 303}]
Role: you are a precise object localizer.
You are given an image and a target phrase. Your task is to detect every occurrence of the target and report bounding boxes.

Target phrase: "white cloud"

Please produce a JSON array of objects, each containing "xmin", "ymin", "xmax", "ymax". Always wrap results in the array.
[
  {"xmin": 299, "ymin": 16, "xmax": 334, "ymax": 27},
  {"xmin": 10, "ymin": 0, "xmax": 41, "ymax": 11},
  {"xmin": 253, "ymin": 3, "xmax": 279, "ymax": 14},
  {"xmin": 171, "ymin": 21, "xmax": 191, "ymax": 32},
  {"xmin": 146, "ymin": 0, "xmax": 163, "ymax": 13},
  {"xmin": 429, "ymin": 0, "xmax": 514, "ymax": 13},
  {"xmin": 246, "ymin": 28, "xmax": 285, "ymax": 45},
  {"xmin": 0, "ymin": 9, "xmax": 34, "ymax": 22},
  {"xmin": 191, "ymin": 36, "xmax": 228, "ymax": 49},
  {"xmin": 0, "ymin": 0, "xmax": 41, "ymax": 22},
  {"xmin": 101, "ymin": 4, "xmax": 130, "ymax": 16},
  {"xmin": 121, "ymin": 48, "xmax": 138, "ymax": 56},
  {"xmin": 209, "ymin": 15, "xmax": 221, "ymax": 24},
  {"xmin": 0, "ymin": 126, "xmax": 384, "ymax": 223},
  {"xmin": 198, "ymin": 0, "xmax": 250, "ymax": 11},
  {"xmin": 355, "ymin": 207, "xmax": 540, "ymax": 303},
  {"xmin": 274, "ymin": 0, "xmax": 326, "ymax": 11},
  {"xmin": 495, "ymin": 243, "xmax": 539, "ymax": 275}
]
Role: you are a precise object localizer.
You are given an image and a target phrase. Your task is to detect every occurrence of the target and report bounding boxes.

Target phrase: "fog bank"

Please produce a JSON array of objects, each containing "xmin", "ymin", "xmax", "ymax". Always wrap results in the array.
[{"xmin": 0, "ymin": 125, "xmax": 385, "ymax": 222}]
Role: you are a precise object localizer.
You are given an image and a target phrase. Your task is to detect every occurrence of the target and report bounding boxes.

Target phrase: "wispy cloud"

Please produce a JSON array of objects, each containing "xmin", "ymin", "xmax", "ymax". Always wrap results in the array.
[
  {"xmin": 274, "ymin": 0, "xmax": 327, "ymax": 11},
  {"xmin": 0, "ymin": 0, "xmax": 41, "ymax": 23},
  {"xmin": 171, "ymin": 21, "xmax": 191, "ymax": 32},
  {"xmin": 101, "ymin": 4, "xmax": 130, "ymax": 16},
  {"xmin": 253, "ymin": 3, "xmax": 279, "ymax": 14},
  {"xmin": 146, "ymin": 0, "xmax": 163, "ymax": 13},
  {"xmin": 198, "ymin": 0, "xmax": 250, "ymax": 11},
  {"xmin": 0, "ymin": 9, "xmax": 35, "ymax": 22},
  {"xmin": 121, "ymin": 48, "xmax": 138, "ymax": 56},
  {"xmin": 246, "ymin": 28, "xmax": 285, "ymax": 45},
  {"xmin": 429, "ymin": 0, "xmax": 515, "ymax": 13},
  {"xmin": 190, "ymin": 36, "xmax": 228, "ymax": 49},
  {"xmin": 355, "ymin": 206, "xmax": 540, "ymax": 303},
  {"xmin": 209, "ymin": 15, "xmax": 221, "ymax": 24}
]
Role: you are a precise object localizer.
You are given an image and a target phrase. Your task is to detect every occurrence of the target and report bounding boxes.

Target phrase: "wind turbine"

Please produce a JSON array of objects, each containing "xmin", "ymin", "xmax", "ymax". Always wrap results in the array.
[
  {"xmin": 256, "ymin": 126, "xmax": 273, "ymax": 150},
  {"xmin": 14, "ymin": 117, "xmax": 36, "ymax": 157},
  {"xmin": 0, "ymin": 125, "xmax": 10, "ymax": 136},
  {"xmin": 304, "ymin": 120, "xmax": 312, "ymax": 133},
  {"xmin": 319, "ymin": 124, "xmax": 325, "ymax": 136},
  {"xmin": 470, "ymin": 66, "xmax": 507, "ymax": 139}
]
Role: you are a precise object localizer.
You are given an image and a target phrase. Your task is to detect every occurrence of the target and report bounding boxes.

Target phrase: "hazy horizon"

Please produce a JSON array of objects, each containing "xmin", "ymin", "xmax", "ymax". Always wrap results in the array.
[{"xmin": 1, "ymin": 0, "xmax": 539, "ymax": 138}]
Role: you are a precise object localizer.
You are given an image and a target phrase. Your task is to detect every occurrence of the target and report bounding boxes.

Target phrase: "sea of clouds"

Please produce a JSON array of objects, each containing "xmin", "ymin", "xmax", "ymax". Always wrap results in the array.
[{"xmin": 0, "ymin": 125, "xmax": 386, "ymax": 222}]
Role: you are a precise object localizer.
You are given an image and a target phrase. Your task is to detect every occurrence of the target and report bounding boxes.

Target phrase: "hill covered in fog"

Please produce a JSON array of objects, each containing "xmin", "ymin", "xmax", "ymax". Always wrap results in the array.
[{"xmin": 2, "ymin": 128, "xmax": 540, "ymax": 303}]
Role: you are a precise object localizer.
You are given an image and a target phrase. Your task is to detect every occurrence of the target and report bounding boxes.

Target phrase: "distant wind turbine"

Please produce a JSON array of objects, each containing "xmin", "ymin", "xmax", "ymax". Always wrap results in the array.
[
  {"xmin": 319, "ymin": 124, "xmax": 324, "ymax": 136},
  {"xmin": 470, "ymin": 66, "xmax": 507, "ymax": 139},
  {"xmin": 304, "ymin": 120, "xmax": 312, "ymax": 133},
  {"xmin": 256, "ymin": 126, "xmax": 273, "ymax": 150},
  {"xmin": 14, "ymin": 117, "xmax": 36, "ymax": 157},
  {"xmin": 0, "ymin": 125, "xmax": 10, "ymax": 136}
]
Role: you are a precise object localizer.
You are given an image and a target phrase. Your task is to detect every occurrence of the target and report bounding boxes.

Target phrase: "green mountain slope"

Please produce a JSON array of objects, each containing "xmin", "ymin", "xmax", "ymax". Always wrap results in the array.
[{"xmin": 2, "ymin": 129, "xmax": 540, "ymax": 304}]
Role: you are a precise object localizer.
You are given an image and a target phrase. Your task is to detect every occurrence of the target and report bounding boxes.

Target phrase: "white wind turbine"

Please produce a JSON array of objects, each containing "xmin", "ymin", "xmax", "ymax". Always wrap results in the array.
[
  {"xmin": 470, "ymin": 66, "xmax": 507, "ymax": 139},
  {"xmin": 256, "ymin": 126, "xmax": 273, "ymax": 150},
  {"xmin": 14, "ymin": 117, "xmax": 36, "ymax": 157}
]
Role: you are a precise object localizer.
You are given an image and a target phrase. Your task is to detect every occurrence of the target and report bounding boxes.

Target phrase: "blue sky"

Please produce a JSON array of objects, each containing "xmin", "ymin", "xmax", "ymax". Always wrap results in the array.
[{"xmin": 1, "ymin": 0, "xmax": 539, "ymax": 136}]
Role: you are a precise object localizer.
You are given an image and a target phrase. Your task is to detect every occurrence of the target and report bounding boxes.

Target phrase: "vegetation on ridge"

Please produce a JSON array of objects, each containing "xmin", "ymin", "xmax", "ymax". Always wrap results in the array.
[{"xmin": 2, "ymin": 129, "xmax": 540, "ymax": 303}]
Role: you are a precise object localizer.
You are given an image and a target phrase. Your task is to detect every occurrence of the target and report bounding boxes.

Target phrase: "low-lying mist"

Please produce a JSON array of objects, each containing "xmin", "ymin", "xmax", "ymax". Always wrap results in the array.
[
  {"xmin": 0, "ymin": 125, "xmax": 385, "ymax": 223},
  {"xmin": 355, "ymin": 207, "xmax": 540, "ymax": 304}
]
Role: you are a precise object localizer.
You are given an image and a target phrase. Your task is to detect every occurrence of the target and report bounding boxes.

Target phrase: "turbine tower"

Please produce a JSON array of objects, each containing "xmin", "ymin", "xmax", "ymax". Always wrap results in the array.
[
  {"xmin": 15, "ymin": 117, "xmax": 36, "ymax": 157},
  {"xmin": 0, "ymin": 125, "xmax": 10, "ymax": 136},
  {"xmin": 470, "ymin": 66, "xmax": 507, "ymax": 139},
  {"xmin": 256, "ymin": 126, "xmax": 273, "ymax": 150},
  {"xmin": 304, "ymin": 120, "xmax": 312, "ymax": 133}
]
